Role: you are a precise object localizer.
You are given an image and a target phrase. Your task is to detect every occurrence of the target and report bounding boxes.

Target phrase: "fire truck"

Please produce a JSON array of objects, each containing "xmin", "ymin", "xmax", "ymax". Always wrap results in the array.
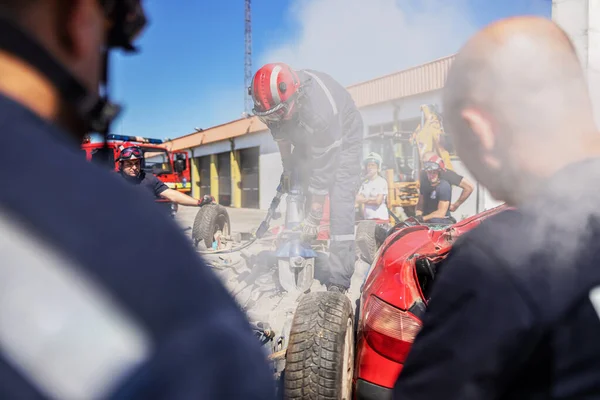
[{"xmin": 81, "ymin": 133, "xmax": 192, "ymax": 217}]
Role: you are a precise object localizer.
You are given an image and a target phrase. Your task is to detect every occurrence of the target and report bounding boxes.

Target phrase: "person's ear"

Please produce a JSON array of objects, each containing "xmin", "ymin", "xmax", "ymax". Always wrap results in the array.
[
  {"xmin": 63, "ymin": 0, "xmax": 105, "ymax": 59},
  {"xmin": 461, "ymin": 108, "xmax": 501, "ymax": 170}
]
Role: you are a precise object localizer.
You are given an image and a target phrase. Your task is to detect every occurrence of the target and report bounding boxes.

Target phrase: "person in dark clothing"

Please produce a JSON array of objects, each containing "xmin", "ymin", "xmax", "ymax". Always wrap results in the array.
[
  {"xmin": 420, "ymin": 151, "xmax": 474, "ymax": 213},
  {"xmin": 393, "ymin": 16, "xmax": 600, "ymax": 399},
  {"xmin": 125, "ymin": 168, "xmax": 169, "ymax": 198},
  {"xmin": 250, "ymin": 62, "xmax": 363, "ymax": 294},
  {"xmin": 121, "ymin": 154, "xmax": 169, "ymax": 198},
  {"xmin": 416, "ymin": 155, "xmax": 454, "ymax": 224},
  {"xmin": 0, "ymin": 2, "xmax": 276, "ymax": 400},
  {"xmin": 117, "ymin": 143, "xmax": 213, "ymax": 205}
]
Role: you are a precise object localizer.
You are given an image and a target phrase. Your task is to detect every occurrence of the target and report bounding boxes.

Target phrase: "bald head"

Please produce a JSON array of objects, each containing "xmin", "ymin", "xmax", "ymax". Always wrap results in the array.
[
  {"xmin": 445, "ymin": 16, "xmax": 591, "ymax": 137},
  {"xmin": 443, "ymin": 16, "xmax": 600, "ymax": 205}
]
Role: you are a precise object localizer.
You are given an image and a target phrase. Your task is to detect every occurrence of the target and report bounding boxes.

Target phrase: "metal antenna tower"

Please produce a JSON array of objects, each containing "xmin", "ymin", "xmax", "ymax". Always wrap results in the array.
[{"xmin": 244, "ymin": 0, "xmax": 253, "ymax": 115}]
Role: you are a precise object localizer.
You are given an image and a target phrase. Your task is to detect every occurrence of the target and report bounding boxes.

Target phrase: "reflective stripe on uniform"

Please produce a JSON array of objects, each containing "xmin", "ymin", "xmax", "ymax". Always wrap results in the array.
[
  {"xmin": 331, "ymin": 233, "xmax": 355, "ymax": 242},
  {"xmin": 590, "ymin": 286, "xmax": 600, "ymax": 321},
  {"xmin": 0, "ymin": 209, "xmax": 152, "ymax": 400},
  {"xmin": 304, "ymin": 71, "xmax": 338, "ymax": 115},
  {"xmin": 297, "ymin": 120, "xmax": 314, "ymax": 134},
  {"xmin": 312, "ymin": 138, "xmax": 342, "ymax": 156}
]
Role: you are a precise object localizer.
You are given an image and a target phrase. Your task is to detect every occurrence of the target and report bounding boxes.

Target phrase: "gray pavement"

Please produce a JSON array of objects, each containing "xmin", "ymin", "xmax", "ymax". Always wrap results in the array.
[{"xmin": 174, "ymin": 205, "xmax": 278, "ymax": 235}]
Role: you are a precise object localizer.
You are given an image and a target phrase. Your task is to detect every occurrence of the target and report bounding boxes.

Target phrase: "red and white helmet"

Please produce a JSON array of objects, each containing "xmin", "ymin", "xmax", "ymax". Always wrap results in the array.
[
  {"xmin": 249, "ymin": 63, "xmax": 301, "ymax": 123},
  {"xmin": 117, "ymin": 142, "xmax": 143, "ymax": 162},
  {"xmin": 423, "ymin": 153, "xmax": 446, "ymax": 172}
]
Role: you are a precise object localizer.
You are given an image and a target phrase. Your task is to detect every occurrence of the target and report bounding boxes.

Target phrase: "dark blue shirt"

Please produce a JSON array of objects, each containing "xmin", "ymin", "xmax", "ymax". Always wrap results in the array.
[
  {"xmin": 0, "ymin": 94, "xmax": 276, "ymax": 400},
  {"xmin": 420, "ymin": 179, "xmax": 452, "ymax": 216},
  {"xmin": 120, "ymin": 170, "xmax": 168, "ymax": 199},
  {"xmin": 420, "ymin": 169, "xmax": 463, "ymax": 188},
  {"xmin": 394, "ymin": 158, "xmax": 600, "ymax": 399}
]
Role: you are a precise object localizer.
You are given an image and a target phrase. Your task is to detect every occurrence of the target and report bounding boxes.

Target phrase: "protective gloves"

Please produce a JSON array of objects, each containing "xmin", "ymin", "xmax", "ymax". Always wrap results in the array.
[
  {"xmin": 301, "ymin": 208, "xmax": 323, "ymax": 242},
  {"xmin": 197, "ymin": 195, "xmax": 214, "ymax": 207}
]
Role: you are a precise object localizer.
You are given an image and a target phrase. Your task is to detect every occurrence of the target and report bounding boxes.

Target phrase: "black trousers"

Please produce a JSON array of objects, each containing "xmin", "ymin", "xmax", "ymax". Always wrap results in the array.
[
  {"xmin": 291, "ymin": 111, "xmax": 364, "ymax": 288},
  {"xmin": 327, "ymin": 141, "xmax": 362, "ymax": 288}
]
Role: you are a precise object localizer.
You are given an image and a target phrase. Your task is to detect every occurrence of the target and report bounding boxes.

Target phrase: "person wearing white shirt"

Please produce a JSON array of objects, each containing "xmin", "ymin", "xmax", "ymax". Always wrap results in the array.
[{"xmin": 356, "ymin": 152, "xmax": 389, "ymax": 221}]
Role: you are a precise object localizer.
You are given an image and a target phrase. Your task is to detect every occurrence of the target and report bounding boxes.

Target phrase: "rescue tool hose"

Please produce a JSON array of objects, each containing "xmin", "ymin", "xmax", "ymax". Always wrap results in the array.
[
  {"xmin": 196, "ymin": 191, "xmax": 283, "ymax": 255},
  {"xmin": 196, "ymin": 237, "xmax": 258, "ymax": 255}
]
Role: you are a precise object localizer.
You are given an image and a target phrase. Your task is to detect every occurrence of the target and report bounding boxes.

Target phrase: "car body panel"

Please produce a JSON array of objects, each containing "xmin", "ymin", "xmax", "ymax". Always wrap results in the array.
[{"xmin": 354, "ymin": 204, "xmax": 511, "ymax": 395}]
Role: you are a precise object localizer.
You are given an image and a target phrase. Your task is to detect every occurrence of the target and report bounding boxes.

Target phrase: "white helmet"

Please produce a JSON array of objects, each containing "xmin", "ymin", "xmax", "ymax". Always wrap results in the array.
[{"xmin": 364, "ymin": 152, "xmax": 383, "ymax": 171}]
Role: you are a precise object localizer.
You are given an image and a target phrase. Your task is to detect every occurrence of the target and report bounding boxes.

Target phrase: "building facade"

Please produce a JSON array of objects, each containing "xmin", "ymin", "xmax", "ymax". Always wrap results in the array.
[{"xmin": 164, "ymin": 54, "xmax": 503, "ymax": 218}]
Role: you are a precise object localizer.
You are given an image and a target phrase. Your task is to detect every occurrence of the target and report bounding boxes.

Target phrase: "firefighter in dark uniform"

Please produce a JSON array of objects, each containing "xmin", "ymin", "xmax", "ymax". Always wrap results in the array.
[
  {"xmin": 393, "ymin": 17, "xmax": 600, "ymax": 399},
  {"xmin": 0, "ymin": 1, "xmax": 276, "ymax": 399},
  {"xmin": 117, "ymin": 143, "xmax": 213, "ymax": 210},
  {"xmin": 250, "ymin": 63, "xmax": 364, "ymax": 294}
]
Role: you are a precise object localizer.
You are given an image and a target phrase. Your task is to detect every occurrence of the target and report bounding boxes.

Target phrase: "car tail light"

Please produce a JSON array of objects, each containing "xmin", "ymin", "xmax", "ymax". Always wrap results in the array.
[{"xmin": 363, "ymin": 295, "xmax": 423, "ymax": 364}]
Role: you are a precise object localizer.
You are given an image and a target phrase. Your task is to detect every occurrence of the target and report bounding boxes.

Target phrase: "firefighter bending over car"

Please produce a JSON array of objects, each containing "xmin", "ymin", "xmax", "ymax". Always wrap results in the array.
[
  {"xmin": 117, "ymin": 143, "xmax": 213, "ymax": 207},
  {"xmin": 250, "ymin": 62, "xmax": 363, "ymax": 294},
  {"xmin": 356, "ymin": 152, "xmax": 389, "ymax": 222},
  {"xmin": 416, "ymin": 154, "xmax": 456, "ymax": 224}
]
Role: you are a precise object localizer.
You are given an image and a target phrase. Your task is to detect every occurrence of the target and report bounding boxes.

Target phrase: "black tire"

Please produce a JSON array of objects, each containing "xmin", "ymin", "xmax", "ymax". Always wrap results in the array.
[
  {"xmin": 192, "ymin": 203, "xmax": 231, "ymax": 248},
  {"xmin": 284, "ymin": 292, "xmax": 355, "ymax": 400},
  {"xmin": 356, "ymin": 220, "xmax": 378, "ymax": 265}
]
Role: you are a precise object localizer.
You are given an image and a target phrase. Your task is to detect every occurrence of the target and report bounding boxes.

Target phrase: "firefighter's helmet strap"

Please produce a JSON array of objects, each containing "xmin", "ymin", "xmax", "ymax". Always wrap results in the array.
[{"xmin": 0, "ymin": 15, "xmax": 121, "ymax": 134}]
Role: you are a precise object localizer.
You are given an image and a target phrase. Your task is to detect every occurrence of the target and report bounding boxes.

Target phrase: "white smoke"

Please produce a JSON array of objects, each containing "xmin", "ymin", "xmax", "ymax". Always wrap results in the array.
[{"xmin": 259, "ymin": 0, "xmax": 478, "ymax": 86}]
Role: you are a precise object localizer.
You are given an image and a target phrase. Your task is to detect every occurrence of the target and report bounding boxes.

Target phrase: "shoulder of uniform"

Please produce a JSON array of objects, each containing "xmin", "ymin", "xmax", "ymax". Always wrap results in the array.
[
  {"xmin": 456, "ymin": 209, "xmax": 533, "ymax": 272},
  {"xmin": 297, "ymin": 70, "xmax": 313, "ymax": 85}
]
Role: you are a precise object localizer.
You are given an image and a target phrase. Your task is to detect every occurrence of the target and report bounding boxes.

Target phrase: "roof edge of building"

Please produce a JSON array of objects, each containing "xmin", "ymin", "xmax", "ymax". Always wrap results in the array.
[
  {"xmin": 166, "ymin": 53, "xmax": 456, "ymax": 150},
  {"xmin": 346, "ymin": 54, "xmax": 457, "ymax": 90},
  {"xmin": 165, "ymin": 116, "xmax": 268, "ymax": 151}
]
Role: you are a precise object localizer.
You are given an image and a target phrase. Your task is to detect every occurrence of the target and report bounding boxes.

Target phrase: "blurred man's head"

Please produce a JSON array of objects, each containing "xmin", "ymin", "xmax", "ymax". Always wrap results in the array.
[
  {"xmin": 0, "ymin": 1, "xmax": 146, "ymax": 136},
  {"xmin": 443, "ymin": 16, "xmax": 600, "ymax": 206},
  {"xmin": 1, "ymin": 1, "xmax": 109, "ymax": 106}
]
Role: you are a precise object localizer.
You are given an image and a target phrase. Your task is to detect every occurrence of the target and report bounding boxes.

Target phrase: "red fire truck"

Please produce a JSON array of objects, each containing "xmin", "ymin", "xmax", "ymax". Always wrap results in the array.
[{"xmin": 81, "ymin": 133, "xmax": 192, "ymax": 217}]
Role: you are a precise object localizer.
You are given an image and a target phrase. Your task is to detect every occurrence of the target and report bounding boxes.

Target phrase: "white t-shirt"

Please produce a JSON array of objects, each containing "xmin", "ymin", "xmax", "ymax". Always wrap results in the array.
[{"xmin": 358, "ymin": 175, "xmax": 389, "ymax": 220}]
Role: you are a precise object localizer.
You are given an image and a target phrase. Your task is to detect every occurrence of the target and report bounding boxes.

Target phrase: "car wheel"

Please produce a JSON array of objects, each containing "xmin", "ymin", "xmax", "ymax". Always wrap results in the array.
[
  {"xmin": 284, "ymin": 291, "xmax": 355, "ymax": 400},
  {"xmin": 356, "ymin": 220, "xmax": 378, "ymax": 265},
  {"xmin": 192, "ymin": 203, "xmax": 230, "ymax": 248}
]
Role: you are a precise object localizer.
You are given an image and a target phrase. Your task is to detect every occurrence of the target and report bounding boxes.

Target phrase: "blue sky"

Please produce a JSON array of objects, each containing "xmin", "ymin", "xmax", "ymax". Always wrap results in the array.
[{"xmin": 110, "ymin": 0, "xmax": 551, "ymax": 140}]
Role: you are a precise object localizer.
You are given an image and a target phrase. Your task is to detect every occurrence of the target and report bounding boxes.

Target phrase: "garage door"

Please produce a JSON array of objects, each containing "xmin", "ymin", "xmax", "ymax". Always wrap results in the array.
[
  {"xmin": 196, "ymin": 156, "xmax": 211, "ymax": 198},
  {"xmin": 240, "ymin": 147, "xmax": 259, "ymax": 209},
  {"xmin": 217, "ymin": 152, "xmax": 232, "ymax": 206}
]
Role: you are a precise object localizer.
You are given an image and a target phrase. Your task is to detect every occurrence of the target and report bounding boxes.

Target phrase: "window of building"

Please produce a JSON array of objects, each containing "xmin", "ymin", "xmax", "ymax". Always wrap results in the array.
[{"xmin": 367, "ymin": 122, "xmax": 395, "ymax": 136}]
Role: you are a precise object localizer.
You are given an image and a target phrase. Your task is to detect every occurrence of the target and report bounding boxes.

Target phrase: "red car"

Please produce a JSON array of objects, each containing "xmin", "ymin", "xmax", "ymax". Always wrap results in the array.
[{"xmin": 353, "ymin": 204, "xmax": 510, "ymax": 399}]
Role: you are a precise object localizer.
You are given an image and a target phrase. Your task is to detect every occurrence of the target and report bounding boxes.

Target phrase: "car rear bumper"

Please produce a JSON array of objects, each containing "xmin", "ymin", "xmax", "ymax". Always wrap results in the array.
[
  {"xmin": 354, "ymin": 337, "xmax": 403, "ymax": 388},
  {"xmin": 355, "ymin": 379, "xmax": 392, "ymax": 400}
]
